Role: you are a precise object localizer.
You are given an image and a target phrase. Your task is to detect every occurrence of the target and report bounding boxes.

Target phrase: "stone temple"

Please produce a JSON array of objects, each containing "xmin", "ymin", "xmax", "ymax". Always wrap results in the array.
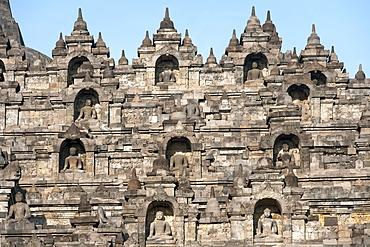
[{"xmin": 0, "ymin": 1, "xmax": 369, "ymax": 246}]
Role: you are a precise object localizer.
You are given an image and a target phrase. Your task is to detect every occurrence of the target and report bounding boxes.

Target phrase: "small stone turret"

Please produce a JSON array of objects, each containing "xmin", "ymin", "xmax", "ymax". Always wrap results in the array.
[
  {"xmin": 182, "ymin": 29, "xmax": 193, "ymax": 46},
  {"xmin": 141, "ymin": 31, "xmax": 153, "ymax": 47},
  {"xmin": 153, "ymin": 7, "xmax": 181, "ymax": 47},
  {"xmin": 307, "ymin": 24, "xmax": 320, "ymax": 46},
  {"xmin": 159, "ymin": 7, "xmax": 175, "ymax": 30},
  {"xmin": 118, "ymin": 50, "xmax": 128, "ymax": 65},
  {"xmin": 55, "ymin": 33, "xmax": 66, "ymax": 49},
  {"xmin": 205, "ymin": 187, "xmax": 221, "ymax": 217},
  {"xmin": 329, "ymin": 46, "xmax": 339, "ymax": 63},
  {"xmin": 355, "ymin": 64, "xmax": 366, "ymax": 80},
  {"xmin": 72, "ymin": 8, "xmax": 89, "ymax": 36},
  {"xmin": 245, "ymin": 6, "xmax": 261, "ymax": 31},
  {"xmin": 127, "ymin": 168, "xmax": 141, "ymax": 190},
  {"xmin": 205, "ymin": 48, "xmax": 217, "ymax": 65},
  {"xmin": 286, "ymin": 47, "xmax": 300, "ymax": 70},
  {"xmin": 95, "ymin": 32, "xmax": 106, "ymax": 48},
  {"xmin": 262, "ymin": 10, "xmax": 276, "ymax": 34},
  {"xmin": 228, "ymin": 29, "xmax": 239, "ymax": 47},
  {"xmin": 300, "ymin": 24, "xmax": 329, "ymax": 64}
]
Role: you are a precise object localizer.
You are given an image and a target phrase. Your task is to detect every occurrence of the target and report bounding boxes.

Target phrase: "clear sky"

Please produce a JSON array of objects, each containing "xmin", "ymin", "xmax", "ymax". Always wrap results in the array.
[{"xmin": 9, "ymin": 0, "xmax": 370, "ymax": 78}]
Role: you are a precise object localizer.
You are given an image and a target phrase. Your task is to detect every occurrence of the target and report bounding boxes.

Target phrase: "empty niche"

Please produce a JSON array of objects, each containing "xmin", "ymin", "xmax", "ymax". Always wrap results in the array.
[
  {"xmin": 67, "ymin": 56, "xmax": 90, "ymax": 86},
  {"xmin": 155, "ymin": 54, "xmax": 179, "ymax": 84},
  {"xmin": 287, "ymin": 84, "xmax": 310, "ymax": 101},
  {"xmin": 243, "ymin": 52, "xmax": 268, "ymax": 82},
  {"xmin": 273, "ymin": 134, "xmax": 300, "ymax": 167},
  {"xmin": 74, "ymin": 88, "xmax": 99, "ymax": 121},
  {"xmin": 165, "ymin": 137, "xmax": 191, "ymax": 161},
  {"xmin": 59, "ymin": 139, "xmax": 85, "ymax": 172},
  {"xmin": 0, "ymin": 59, "xmax": 5, "ymax": 82},
  {"xmin": 310, "ymin": 71, "xmax": 326, "ymax": 86},
  {"xmin": 254, "ymin": 198, "xmax": 282, "ymax": 236}
]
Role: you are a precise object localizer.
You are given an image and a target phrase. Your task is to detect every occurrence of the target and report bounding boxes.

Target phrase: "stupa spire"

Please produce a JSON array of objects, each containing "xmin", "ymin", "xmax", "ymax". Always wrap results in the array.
[
  {"xmin": 72, "ymin": 8, "xmax": 89, "ymax": 35},
  {"xmin": 245, "ymin": 6, "xmax": 261, "ymax": 31},
  {"xmin": 307, "ymin": 24, "xmax": 320, "ymax": 45},
  {"xmin": 251, "ymin": 6, "xmax": 256, "ymax": 17},
  {"xmin": 159, "ymin": 7, "xmax": 175, "ymax": 29},
  {"xmin": 0, "ymin": 0, "xmax": 24, "ymax": 45},
  {"xmin": 355, "ymin": 64, "xmax": 366, "ymax": 80},
  {"xmin": 228, "ymin": 29, "xmax": 239, "ymax": 46}
]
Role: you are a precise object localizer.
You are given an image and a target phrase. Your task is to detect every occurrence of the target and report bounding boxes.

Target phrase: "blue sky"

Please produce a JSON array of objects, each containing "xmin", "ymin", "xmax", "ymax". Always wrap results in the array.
[{"xmin": 10, "ymin": 0, "xmax": 370, "ymax": 78}]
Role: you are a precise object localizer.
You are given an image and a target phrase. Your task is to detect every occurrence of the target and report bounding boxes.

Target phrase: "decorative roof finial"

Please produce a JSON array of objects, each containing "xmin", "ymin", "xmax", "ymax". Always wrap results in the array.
[
  {"xmin": 141, "ymin": 31, "xmax": 153, "ymax": 47},
  {"xmin": 55, "ymin": 32, "xmax": 65, "ymax": 49},
  {"xmin": 245, "ymin": 6, "xmax": 261, "ymax": 31},
  {"xmin": 159, "ymin": 7, "xmax": 175, "ymax": 29},
  {"xmin": 73, "ymin": 8, "xmax": 89, "ymax": 35},
  {"xmin": 95, "ymin": 32, "xmax": 106, "ymax": 47},
  {"xmin": 329, "ymin": 46, "xmax": 339, "ymax": 63},
  {"xmin": 228, "ymin": 29, "xmax": 239, "ymax": 46},
  {"xmin": 182, "ymin": 29, "xmax": 193, "ymax": 46},
  {"xmin": 206, "ymin": 47, "xmax": 217, "ymax": 65},
  {"xmin": 118, "ymin": 50, "xmax": 128, "ymax": 65},
  {"xmin": 262, "ymin": 10, "xmax": 276, "ymax": 33},
  {"xmin": 355, "ymin": 64, "xmax": 366, "ymax": 80},
  {"xmin": 307, "ymin": 24, "xmax": 320, "ymax": 46}
]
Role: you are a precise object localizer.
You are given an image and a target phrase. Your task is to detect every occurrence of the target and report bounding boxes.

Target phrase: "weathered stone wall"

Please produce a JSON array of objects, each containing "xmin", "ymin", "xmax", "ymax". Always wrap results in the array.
[{"xmin": 0, "ymin": 3, "xmax": 369, "ymax": 247}]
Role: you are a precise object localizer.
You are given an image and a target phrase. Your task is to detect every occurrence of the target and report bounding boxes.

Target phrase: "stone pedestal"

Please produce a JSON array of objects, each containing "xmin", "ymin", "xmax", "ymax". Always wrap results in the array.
[
  {"xmin": 146, "ymin": 239, "xmax": 176, "ymax": 247},
  {"xmin": 3, "ymin": 219, "xmax": 35, "ymax": 231},
  {"xmin": 254, "ymin": 235, "xmax": 283, "ymax": 246},
  {"xmin": 70, "ymin": 216, "xmax": 99, "ymax": 228}
]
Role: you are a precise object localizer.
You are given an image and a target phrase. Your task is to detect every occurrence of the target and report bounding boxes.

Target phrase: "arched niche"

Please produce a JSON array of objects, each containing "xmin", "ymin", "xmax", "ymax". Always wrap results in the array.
[
  {"xmin": 253, "ymin": 198, "xmax": 282, "ymax": 236},
  {"xmin": 67, "ymin": 56, "xmax": 89, "ymax": 86},
  {"xmin": 145, "ymin": 201, "xmax": 174, "ymax": 239},
  {"xmin": 243, "ymin": 52, "xmax": 268, "ymax": 82},
  {"xmin": 287, "ymin": 84, "xmax": 310, "ymax": 101},
  {"xmin": 165, "ymin": 137, "xmax": 191, "ymax": 161},
  {"xmin": 0, "ymin": 59, "xmax": 5, "ymax": 82},
  {"xmin": 59, "ymin": 139, "xmax": 85, "ymax": 172},
  {"xmin": 74, "ymin": 88, "xmax": 100, "ymax": 121},
  {"xmin": 273, "ymin": 134, "xmax": 300, "ymax": 166},
  {"xmin": 155, "ymin": 54, "xmax": 179, "ymax": 84},
  {"xmin": 310, "ymin": 71, "xmax": 326, "ymax": 86}
]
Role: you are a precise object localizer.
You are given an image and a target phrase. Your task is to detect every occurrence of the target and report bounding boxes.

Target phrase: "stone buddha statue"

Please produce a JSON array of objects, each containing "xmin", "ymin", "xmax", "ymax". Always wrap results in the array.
[
  {"xmin": 6, "ymin": 192, "xmax": 31, "ymax": 223},
  {"xmin": 247, "ymin": 62, "xmax": 263, "ymax": 81},
  {"xmin": 277, "ymin": 143, "xmax": 295, "ymax": 167},
  {"xmin": 256, "ymin": 208, "xmax": 278, "ymax": 237},
  {"xmin": 170, "ymin": 151, "xmax": 188, "ymax": 171},
  {"xmin": 62, "ymin": 147, "xmax": 83, "ymax": 172},
  {"xmin": 158, "ymin": 68, "xmax": 176, "ymax": 83},
  {"xmin": 77, "ymin": 99, "xmax": 97, "ymax": 121},
  {"xmin": 98, "ymin": 206, "xmax": 116, "ymax": 227},
  {"xmin": 147, "ymin": 211, "xmax": 173, "ymax": 241},
  {"xmin": 184, "ymin": 100, "xmax": 200, "ymax": 120}
]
